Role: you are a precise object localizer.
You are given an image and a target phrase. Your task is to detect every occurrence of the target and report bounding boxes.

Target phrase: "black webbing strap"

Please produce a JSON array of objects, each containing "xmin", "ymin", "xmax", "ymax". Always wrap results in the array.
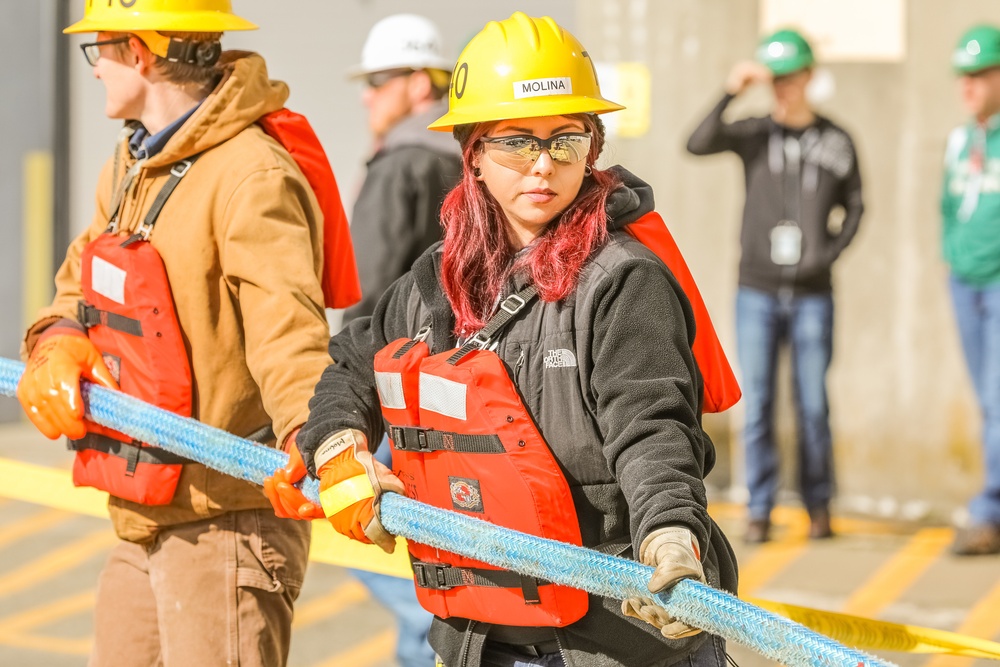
[
  {"xmin": 120, "ymin": 153, "xmax": 202, "ymax": 247},
  {"xmin": 77, "ymin": 302, "xmax": 143, "ymax": 337},
  {"xmin": 411, "ymin": 560, "xmax": 549, "ymax": 604},
  {"xmin": 390, "ymin": 426, "xmax": 505, "ymax": 454},
  {"xmin": 69, "ymin": 433, "xmax": 191, "ymax": 474},
  {"xmin": 447, "ymin": 285, "xmax": 538, "ymax": 365}
]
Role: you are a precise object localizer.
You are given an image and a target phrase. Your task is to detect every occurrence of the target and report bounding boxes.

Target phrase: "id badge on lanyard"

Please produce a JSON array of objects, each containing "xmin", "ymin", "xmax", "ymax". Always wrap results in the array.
[
  {"xmin": 770, "ymin": 221, "xmax": 802, "ymax": 266},
  {"xmin": 769, "ymin": 133, "xmax": 804, "ymax": 266}
]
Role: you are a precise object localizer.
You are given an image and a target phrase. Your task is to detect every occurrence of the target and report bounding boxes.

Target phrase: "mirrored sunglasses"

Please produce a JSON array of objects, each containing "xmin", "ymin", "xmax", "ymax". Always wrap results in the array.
[{"xmin": 479, "ymin": 133, "xmax": 592, "ymax": 171}]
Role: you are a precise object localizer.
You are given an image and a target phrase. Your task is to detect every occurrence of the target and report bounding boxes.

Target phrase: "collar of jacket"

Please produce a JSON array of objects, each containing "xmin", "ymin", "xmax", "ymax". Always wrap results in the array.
[{"xmin": 138, "ymin": 50, "xmax": 289, "ymax": 170}]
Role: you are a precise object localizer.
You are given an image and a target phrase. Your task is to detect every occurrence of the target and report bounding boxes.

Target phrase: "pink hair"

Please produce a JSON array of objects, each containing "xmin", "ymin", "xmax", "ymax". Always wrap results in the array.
[{"xmin": 439, "ymin": 114, "xmax": 622, "ymax": 335}]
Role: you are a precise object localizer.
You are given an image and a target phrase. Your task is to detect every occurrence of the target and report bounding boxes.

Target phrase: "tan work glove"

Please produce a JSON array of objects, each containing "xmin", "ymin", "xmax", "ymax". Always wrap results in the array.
[
  {"xmin": 622, "ymin": 526, "xmax": 706, "ymax": 639},
  {"xmin": 316, "ymin": 428, "xmax": 405, "ymax": 553}
]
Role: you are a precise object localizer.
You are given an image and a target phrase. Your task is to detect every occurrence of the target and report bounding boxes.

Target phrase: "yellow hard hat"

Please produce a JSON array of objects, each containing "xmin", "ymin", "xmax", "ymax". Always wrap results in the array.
[
  {"xmin": 63, "ymin": 0, "xmax": 257, "ymax": 35},
  {"xmin": 428, "ymin": 12, "xmax": 624, "ymax": 132}
]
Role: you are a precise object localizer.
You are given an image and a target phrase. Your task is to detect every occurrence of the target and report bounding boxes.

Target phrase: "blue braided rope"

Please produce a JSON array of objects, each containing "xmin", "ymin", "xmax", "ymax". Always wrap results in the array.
[{"xmin": 0, "ymin": 357, "xmax": 893, "ymax": 667}]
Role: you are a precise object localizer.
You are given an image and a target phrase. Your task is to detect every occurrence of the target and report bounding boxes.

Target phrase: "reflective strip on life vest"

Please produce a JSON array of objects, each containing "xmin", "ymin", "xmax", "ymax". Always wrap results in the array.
[
  {"xmin": 319, "ymin": 473, "xmax": 375, "ymax": 516},
  {"xmin": 375, "ymin": 371, "xmax": 406, "ymax": 409},
  {"xmin": 419, "ymin": 372, "xmax": 467, "ymax": 420}
]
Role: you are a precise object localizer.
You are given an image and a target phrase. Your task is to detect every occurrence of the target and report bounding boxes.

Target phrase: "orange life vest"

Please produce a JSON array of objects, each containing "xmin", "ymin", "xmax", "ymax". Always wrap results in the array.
[
  {"xmin": 71, "ymin": 110, "xmax": 360, "ymax": 505},
  {"xmin": 375, "ymin": 288, "xmax": 589, "ymax": 627}
]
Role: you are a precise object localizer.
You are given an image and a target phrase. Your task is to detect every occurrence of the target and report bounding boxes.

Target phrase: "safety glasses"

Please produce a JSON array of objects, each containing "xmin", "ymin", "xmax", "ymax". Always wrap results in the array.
[
  {"xmin": 479, "ymin": 133, "xmax": 592, "ymax": 171},
  {"xmin": 365, "ymin": 68, "xmax": 415, "ymax": 89},
  {"xmin": 80, "ymin": 37, "xmax": 130, "ymax": 67}
]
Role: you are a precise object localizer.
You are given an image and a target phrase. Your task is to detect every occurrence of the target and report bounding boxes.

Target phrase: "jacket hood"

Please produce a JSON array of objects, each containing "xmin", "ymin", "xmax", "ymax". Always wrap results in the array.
[
  {"xmin": 146, "ymin": 51, "xmax": 288, "ymax": 168},
  {"xmin": 605, "ymin": 165, "xmax": 655, "ymax": 230},
  {"xmin": 380, "ymin": 100, "xmax": 460, "ymax": 156}
]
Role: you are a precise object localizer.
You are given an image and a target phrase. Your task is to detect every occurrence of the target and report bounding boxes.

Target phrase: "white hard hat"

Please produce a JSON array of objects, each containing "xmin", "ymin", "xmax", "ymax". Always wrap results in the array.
[{"xmin": 350, "ymin": 14, "xmax": 453, "ymax": 77}]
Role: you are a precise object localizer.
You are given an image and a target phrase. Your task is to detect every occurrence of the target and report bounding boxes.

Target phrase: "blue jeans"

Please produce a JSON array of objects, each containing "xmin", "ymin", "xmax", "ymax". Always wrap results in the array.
[
  {"xmin": 736, "ymin": 287, "xmax": 835, "ymax": 520},
  {"xmin": 350, "ymin": 435, "xmax": 435, "ymax": 667},
  {"xmin": 949, "ymin": 275, "xmax": 1000, "ymax": 525}
]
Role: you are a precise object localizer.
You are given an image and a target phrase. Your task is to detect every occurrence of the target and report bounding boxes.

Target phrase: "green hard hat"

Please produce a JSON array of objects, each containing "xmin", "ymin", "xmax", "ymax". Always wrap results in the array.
[
  {"xmin": 756, "ymin": 29, "xmax": 815, "ymax": 76},
  {"xmin": 953, "ymin": 24, "xmax": 1000, "ymax": 75}
]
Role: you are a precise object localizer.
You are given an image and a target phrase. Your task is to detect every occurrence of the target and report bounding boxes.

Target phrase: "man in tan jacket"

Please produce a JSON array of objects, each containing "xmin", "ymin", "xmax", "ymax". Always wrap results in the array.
[{"xmin": 15, "ymin": 2, "xmax": 335, "ymax": 665}]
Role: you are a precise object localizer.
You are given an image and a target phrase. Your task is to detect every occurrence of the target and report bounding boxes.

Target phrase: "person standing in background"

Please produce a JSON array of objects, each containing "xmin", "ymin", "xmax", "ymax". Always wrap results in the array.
[
  {"xmin": 686, "ymin": 28, "xmax": 863, "ymax": 544},
  {"xmin": 942, "ymin": 24, "xmax": 1000, "ymax": 556},
  {"xmin": 345, "ymin": 14, "xmax": 463, "ymax": 321}
]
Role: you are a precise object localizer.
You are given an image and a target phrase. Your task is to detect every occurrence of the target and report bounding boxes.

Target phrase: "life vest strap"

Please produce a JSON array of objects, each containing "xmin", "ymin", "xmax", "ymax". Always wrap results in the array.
[
  {"xmin": 69, "ymin": 433, "xmax": 191, "ymax": 469},
  {"xmin": 411, "ymin": 560, "xmax": 549, "ymax": 604},
  {"xmin": 390, "ymin": 426, "xmax": 505, "ymax": 454},
  {"xmin": 449, "ymin": 285, "xmax": 539, "ymax": 365},
  {"xmin": 78, "ymin": 302, "xmax": 143, "ymax": 337}
]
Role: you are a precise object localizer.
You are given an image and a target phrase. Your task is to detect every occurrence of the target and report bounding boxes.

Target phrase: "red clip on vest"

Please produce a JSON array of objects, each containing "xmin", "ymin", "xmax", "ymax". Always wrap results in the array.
[
  {"xmin": 75, "ymin": 233, "xmax": 192, "ymax": 505},
  {"xmin": 375, "ymin": 319, "xmax": 589, "ymax": 627}
]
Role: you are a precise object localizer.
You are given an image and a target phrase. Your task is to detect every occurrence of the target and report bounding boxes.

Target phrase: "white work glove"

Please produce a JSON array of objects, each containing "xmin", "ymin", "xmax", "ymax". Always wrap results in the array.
[{"xmin": 621, "ymin": 526, "xmax": 706, "ymax": 639}]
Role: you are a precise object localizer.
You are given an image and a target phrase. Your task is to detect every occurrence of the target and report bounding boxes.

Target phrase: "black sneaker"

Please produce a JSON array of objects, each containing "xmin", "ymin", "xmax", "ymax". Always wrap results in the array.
[
  {"xmin": 808, "ymin": 508, "xmax": 834, "ymax": 540},
  {"xmin": 951, "ymin": 524, "xmax": 1000, "ymax": 556},
  {"xmin": 745, "ymin": 518, "xmax": 771, "ymax": 544}
]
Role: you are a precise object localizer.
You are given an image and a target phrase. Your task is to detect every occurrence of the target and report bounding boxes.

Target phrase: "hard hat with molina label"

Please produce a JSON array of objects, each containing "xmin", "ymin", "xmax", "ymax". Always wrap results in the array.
[
  {"xmin": 427, "ymin": 12, "xmax": 624, "ymax": 132},
  {"xmin": 953, "ymin": 25, "xmax": 1000, "ymax": 75},
  {"xmin": 63, "ymin": 0, "xmax": 257, "ymax": 35},
  {"xmin": 350, "ymin": 14, "xmax": 452, "ymax": 78},
  {"xmin": 756, "ymin": 28, "xmax": 815, "ymax": 77}
]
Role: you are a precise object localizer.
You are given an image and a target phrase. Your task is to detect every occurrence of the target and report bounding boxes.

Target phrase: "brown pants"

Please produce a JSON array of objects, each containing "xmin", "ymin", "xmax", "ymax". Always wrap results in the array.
[{"xmin": 89, "ymin": 509, "xmax": 311, "ymax": 667}]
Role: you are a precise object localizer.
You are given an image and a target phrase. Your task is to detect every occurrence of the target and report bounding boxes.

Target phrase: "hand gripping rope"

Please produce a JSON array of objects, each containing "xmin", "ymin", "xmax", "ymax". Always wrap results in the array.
[{"xmin": 0, "ymin": 358, "xmax": 893, "ymax": 667}]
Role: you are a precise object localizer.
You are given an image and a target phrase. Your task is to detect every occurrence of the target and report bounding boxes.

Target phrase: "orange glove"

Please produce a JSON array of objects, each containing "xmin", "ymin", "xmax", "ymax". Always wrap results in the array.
[
  {"xmin": 17, "ymin": 327, "xmax": 118, "ymax": 440},
  {"xmin": 316, "ymin": 428, "xmax": 404, "ymax": 553},
  {"xmin": 263, "ymin": 429, "xmax": 325, "ymax": 521}
]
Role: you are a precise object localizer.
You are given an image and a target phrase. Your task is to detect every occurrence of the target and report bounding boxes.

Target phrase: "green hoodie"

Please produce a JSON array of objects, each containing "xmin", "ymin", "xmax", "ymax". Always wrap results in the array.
[{"xmin": 942, "ymin": 115, "xmax": 1000, "ymax": 285}]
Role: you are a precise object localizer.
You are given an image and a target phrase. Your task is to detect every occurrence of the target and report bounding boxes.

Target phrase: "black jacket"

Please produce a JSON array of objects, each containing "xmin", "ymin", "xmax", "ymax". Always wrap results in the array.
[
  {"xmin": 686, "ymin": 93, "xmax": 864, "ymax": 295},
  {"xmin": 345, "ymin": 101, "xmax": 462, "ymax": 320},
  {"xmin": 300, "ymin": 168, "xmax": 738, "ymax": 667}
]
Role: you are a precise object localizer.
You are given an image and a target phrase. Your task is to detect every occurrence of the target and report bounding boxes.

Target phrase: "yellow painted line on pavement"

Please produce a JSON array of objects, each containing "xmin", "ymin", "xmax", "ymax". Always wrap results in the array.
[
  {"xmin": 313, "ymin": 628, "xmax": 395, "ymax": 667},
  {"xmin": 0, "ymin": 458, "xmax": 108, "ymax": 518},
  {"xmin": 736, "ymin": 510, "xmax": 811, "ymax": 597},
  {"xmin": 841, "ymin": 527, "xmax": 953, "ymax": 618},
  {"xmin": 0, "ymin": 508, "xmax": 71, "ymax": 551},
  {"xmin": 924, "ymin": 578, "xmax": 1000, "ymax": 667},
  {"xmin": 0, "ymin": 590, "xmax": 94, "ymax": 655},
  {"xmin": 293, "ymin": 579, "xmax": 369, "ymax": 629},
  {"xmin": 0, "ymin": 456, "xmax": 414, "ymax": 578},
  {"xmin": 0, "ymin": 530, "xmax": 115, "ymax": 598}
]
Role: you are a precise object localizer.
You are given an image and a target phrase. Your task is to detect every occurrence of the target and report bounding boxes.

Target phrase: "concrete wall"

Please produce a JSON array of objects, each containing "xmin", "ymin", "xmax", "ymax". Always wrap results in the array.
[{"xmin": 577, "ymin": 0, "xmax": 997, "ymax": 522}]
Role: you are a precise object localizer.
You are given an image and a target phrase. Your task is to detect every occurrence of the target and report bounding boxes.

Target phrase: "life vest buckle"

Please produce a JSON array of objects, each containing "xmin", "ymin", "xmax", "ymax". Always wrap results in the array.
[
  {"xmin": 391, "ymin": 426, "xmax": 431, "ymax": 452},
  {"xmin": 500, "ymin": 293, "xmax": 527, "ymax": 315},
  {"xmin": 413, "ymin": 562, "xmax": 455, "ymax": 590},
  {"xmin": 170, "ymin": 159, "xmax": 193, "ymax": 178}
]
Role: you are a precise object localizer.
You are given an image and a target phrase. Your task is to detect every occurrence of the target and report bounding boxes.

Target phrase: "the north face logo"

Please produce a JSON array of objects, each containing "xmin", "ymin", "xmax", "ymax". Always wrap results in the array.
[{"xmin": 544, "ymin": 349, "xmax": 577, "ymax": 369}]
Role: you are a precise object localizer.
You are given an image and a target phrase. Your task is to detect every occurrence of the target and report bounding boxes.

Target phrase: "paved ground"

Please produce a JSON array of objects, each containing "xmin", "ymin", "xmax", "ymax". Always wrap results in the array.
[{"xmin": 0, "ymin": 422, "xmax": 998, "ymax": 667}]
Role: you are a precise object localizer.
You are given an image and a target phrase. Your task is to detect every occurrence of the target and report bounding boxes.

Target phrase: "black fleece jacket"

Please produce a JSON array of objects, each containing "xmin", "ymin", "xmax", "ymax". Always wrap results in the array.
[
  {"xmin": 299, "ymin": 167, "xmax": 738, "ymax": 667},
  {"xmin": 686, "ymin": 93, "xmax": 864, "ymax": 295}
]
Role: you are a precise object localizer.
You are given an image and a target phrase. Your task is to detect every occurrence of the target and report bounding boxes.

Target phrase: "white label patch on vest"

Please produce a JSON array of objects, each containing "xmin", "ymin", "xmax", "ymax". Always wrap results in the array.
[
  {"xmin": 544, "ymin": 349, "xmax": 578, "ymax": 369},
  {"xmin": 91, "ymin": 256, "xmax": 126, "ymax": 304},
  {"xmin": 449, "ymin": 476, "xmax": 484, "ymax": 513},
  {"xmin": 375, "ymin": 371, "xmax": 406, "ymax": 410},
  {"xmin": 512, "ymin": 77, "xmax": 573, "ymax": 99},
  {"xmin": 419, "ymin": 372, "xmax": 467, "ymax": 421}
]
